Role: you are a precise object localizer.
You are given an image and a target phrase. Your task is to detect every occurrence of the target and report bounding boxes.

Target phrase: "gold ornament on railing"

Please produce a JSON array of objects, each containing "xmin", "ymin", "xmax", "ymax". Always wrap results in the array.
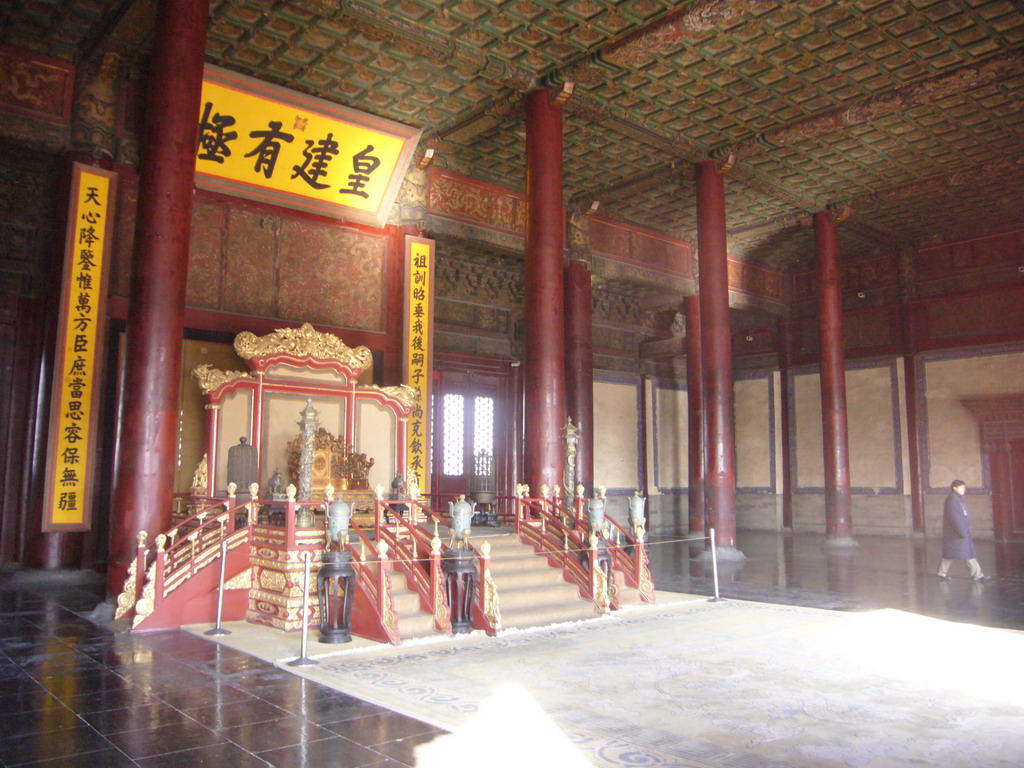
[
  {"xmin": 114, "ymin": 560, "xmax": 139, "ymax": 620},
  {"xmin": 576, "ymin": 484, "xmax": 585, "ymax": 499},
  {"xmin": 286, "ymin": 484, "xmax": 297, "ymax": 502},
  {"xmin": 137, "ymin": 530, "xmax": 148, "ymax": 547},
  {"xmin": 540, "ymin": 483, "xmax": 550, "ymax": 499},
  {"xmin": 155, "ymin": 534, "xmax": 167, "ymax": 552},
  {"xmin": 227, "ymin": 482, "xmax": 237, "ymax": 498},
  {"xmin": 483, "ymin": 563, "xmax": 502, "ymax": 630},
  {"xmin": 132, "ymin": 561, "xmax": 158, "ymax": 629},
  {"xmin": 375, "ymin": 484, "xmax": 384, "ymax": 500}
]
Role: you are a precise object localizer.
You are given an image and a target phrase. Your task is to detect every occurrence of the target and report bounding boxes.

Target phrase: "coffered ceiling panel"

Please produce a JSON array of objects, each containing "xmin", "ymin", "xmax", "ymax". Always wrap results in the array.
[{"xmin": 3, "ymin": 0, "xmax": 1022, "ymax": 275}]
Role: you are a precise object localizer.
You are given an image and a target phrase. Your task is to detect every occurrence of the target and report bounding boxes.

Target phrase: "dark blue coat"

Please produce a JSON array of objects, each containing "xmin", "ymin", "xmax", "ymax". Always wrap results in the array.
[{"xmin": 942, "ymin": 491, "xmax": 976, "ymax": 560}]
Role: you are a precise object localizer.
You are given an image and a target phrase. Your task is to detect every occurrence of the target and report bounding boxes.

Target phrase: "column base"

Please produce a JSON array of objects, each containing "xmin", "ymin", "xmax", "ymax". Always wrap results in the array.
[
  {"xmin": 823, "ymin": 536, "xmax": 859, "ymax": 550},
  {"xmin": 693, "ymin": 546, "xmax": 746, "ymax": 563}
]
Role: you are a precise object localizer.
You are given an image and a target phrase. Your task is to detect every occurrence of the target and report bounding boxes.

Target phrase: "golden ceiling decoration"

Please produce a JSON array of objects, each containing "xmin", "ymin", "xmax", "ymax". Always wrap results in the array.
[
  {"xmin": 192, "ymin": 364, "xmax": 253, "ymax": 394},
  {"xmin": 362, "ymin": 383, "xmax": 420, "ymax": 412},
  {"xmin": 234, "ymin": 323, "xmax": 374, "ymax": 372}
]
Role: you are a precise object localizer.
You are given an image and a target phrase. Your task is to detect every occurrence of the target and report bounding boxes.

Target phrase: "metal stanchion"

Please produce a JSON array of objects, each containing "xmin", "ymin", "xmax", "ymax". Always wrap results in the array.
[
  {"xmin": 205, "ymin": 540, "xmax": 231, "ymax": 636},
  {"xmin": 708, "ymin": 527, "xmax": 723, "ymax": 602},
  {"xmin": 288, "ymin": 550, "xmax": 318, "ymax": 667}
]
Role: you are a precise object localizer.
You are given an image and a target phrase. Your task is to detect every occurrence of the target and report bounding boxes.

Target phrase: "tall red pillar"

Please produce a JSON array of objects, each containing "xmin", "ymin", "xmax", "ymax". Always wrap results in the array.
[
  {"xmin": 107, "ymin": 0, "xmax": 210, "ymax": 595},
  {"xmin": 777, "ymin": 317, "xmax": 796, "ymax": 530},
  {"xmin": 695, "ymin": 160, "xmax": 741, "ymax": 557},
  {"xmin": 523, "ymin": 89, "xmax": 566, "ymax": 493},
  {"xmin": 564, "ymin": 259, "xmax": 593, "ymax": 494},
  {"xmin": 814, "ymin": 211, "xmax": 856, "ymax": 547},
  {"xmin": 684, "ymin": 295, "xmax": 705, "ymax": 534}
]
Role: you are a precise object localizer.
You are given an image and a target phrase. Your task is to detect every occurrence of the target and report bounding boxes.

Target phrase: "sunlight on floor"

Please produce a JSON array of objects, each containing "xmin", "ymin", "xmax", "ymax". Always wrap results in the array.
[
  {"xmin": 414, "ymin": 684, "xmax": 591, "ymax": 767},
  {"xmin": 838, "ymin": 608, "xmax": 1024, "ymax": 708}
]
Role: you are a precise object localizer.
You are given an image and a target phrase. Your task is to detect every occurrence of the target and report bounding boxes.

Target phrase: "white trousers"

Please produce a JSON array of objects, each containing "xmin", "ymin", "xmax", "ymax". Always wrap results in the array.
[{"xmin": 938, "ymin": 558, "xmax": 983, "ymax": 579}]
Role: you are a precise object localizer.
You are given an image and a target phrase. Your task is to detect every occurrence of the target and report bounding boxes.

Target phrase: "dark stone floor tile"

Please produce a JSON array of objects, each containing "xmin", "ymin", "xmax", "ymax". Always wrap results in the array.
[
  {"xmin": 368, "ymin": 732, "xmax": 444, "ymax": 766},
  {"xmin": 36, "ymin": 667, "xmax": 136, "ymax": 697},
  {"xmin": 135, "ymin": 742, "xmax": 272, "ymax": 768},
  {"xmin": 16, "ymin": 651, "xmax": 102, "ymax": 675},
  {"xmin": 0, "ymin": 687, "xmax": 65, "ymax": 715},
  {"xmin": 61, "ymin": 685, "xmax": 157, "ymax": 714},
  {"xmin": 154, "ymin": 680, "xmax": 255, "ymax": 711},
  {"xmin": 322, "ymin": 710, "xmax": 444, "ymax": 746},
  {"xmin": 218, "ymin": 715, "xmax": 336, "ymax": 752},
  {"xmin": 187, "ymin": 697, "xmax": 293, "ymax": 730},
  {"xmin": 125, "ymin": 668, "xmax": 220, "ymax": 696},
  {"xmin": 6, "ymin": 700, "xmax": 84, "ymax": 739},
  {"xmin": 80, "ymin": 701, "xmax": 196, "ymax": 735},
  {"xmin": 13, "ymin": 746, "xmax": 141, "ymax": 767},
  {"xmin": 104, "ymin": 720, "xmax": 226, "ymax": 760},
  {"xmin": 0, "ymin": 724, "xmax": 115, "ymax": 766},
  {"xmin": 193, "ymin": 653, "xmax": 268, "ymax": 677},
  {"xmin": 274, "ymin": 692, "xmax": 386, "ymax": 725},
  {"xmin": 257, "ymin": 735, "xmax": 381, "ymax": 768}
]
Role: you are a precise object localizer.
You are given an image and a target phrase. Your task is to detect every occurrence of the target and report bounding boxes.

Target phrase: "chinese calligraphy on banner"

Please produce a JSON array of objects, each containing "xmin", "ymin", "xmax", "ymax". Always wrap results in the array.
[
  {"xmin": 43, "ymin": 163, "xmax": 116, "ymax": 531},
  {"xmin": 195, "ymin": 65, "xmax": 421, "ymax": 226},
  {"xmin": 404, "ymin": 236, "xmax": 434, "ymax": 493}
]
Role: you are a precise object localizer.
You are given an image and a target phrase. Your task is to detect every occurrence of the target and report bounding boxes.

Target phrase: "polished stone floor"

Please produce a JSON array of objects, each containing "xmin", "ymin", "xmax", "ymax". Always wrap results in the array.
[
  {"xmin": 647, "ymin": 530, "xmax": 1024, "ymax": 631},
  {"xmin": 2, "ymin": 530, "xmax": 1022, "ymax": 766}
]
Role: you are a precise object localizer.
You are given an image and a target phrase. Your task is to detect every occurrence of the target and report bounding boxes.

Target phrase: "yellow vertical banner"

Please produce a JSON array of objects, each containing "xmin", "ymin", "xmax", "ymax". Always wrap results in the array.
[
  {"xmin": 404, "ymin": 236, "xmax": 434, "ymax": 493},
  {"xmin": 43, "ymin": 163, "xmax": 116, "ymax": 531}
]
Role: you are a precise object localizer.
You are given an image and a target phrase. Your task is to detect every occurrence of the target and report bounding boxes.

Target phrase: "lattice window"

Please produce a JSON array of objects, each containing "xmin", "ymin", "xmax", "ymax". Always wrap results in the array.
[
  {"xmin": 473, "ymin": 396, "xmax": 494, "ymax": 461},
  {"xmin": 442, "ymin": 393, "xmax": 464, "ymax": 476}
]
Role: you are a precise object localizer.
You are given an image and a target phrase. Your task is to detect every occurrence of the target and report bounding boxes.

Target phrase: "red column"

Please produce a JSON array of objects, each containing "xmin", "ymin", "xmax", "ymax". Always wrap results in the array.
[
  {"xmin": 814, "ymin": 211, "xmax": 856, "ymax": 546},
  {"xmin": 778, "ymin": 317, "xmax": 795, "ymax": 530},
  {"xmin": 684, "ymin": 295, "xmax": 705, "ymax": 534},
  {"xmin": 107, "ymin": 0, "xmax": 209, "ymax": 596},
  {"xmin": 695, "ymin": 160, "xmax": 740, "ymax": 555},
  {"xmin": 524, "ymin": 89, "xmax": 566, "ymax": 493},
  {"xmin": 564, "ymin": 259, "xmax": 593, "ymax": 494}
]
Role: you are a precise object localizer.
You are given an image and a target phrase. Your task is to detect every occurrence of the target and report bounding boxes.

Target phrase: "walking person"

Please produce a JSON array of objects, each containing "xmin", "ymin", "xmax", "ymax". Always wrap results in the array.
[{"xmin": 937, "ymin": 479, "xmax": 988, "ymax": 581}]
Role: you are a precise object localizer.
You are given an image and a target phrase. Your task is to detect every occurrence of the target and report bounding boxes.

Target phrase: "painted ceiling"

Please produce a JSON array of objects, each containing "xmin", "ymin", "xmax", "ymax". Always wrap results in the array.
[{"xmin": 4, "ymin": 0, "xmax": 1023, "ymax": 272}]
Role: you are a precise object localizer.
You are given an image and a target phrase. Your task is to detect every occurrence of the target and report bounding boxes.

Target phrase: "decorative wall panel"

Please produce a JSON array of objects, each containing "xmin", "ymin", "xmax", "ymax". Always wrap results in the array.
[
  {"xmin": 927, "ymin": 290, "xmax": 1024, "ymax": 341},
  {"xmin": 224, "ymin": 207, "xmax": 278, "ymax": 319},
  {"xmin": 278, "ymin": 219, "xmax": 386, "ymax": 331},
  {"xmin": 922, "ymin": 349, "xmax": 1024, "ymax": 491},
  {"xmin": 652, "ymin": 384, "xmax": 687, "ymax": 492},
  {"xmin": 735, "ymin": 376, "xmax": 773, "ymax": 491},
  {"xmin": 917, "ymin": 228, "xmax": 1024, "ymax": 283},
  {"xmin": 593, "ymin": 379, "xmax": 640, "ymax": 493}
]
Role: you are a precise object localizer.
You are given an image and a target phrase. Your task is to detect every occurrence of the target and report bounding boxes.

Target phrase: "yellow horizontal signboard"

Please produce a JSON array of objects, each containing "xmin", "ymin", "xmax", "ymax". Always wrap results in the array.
[
  {"xmin": 43, "ymin": 163, "xmax": 116, "ymax": 531},
  {"xmin": 196, "ymin": 65, "xmax": 421, "ymax": 226}
]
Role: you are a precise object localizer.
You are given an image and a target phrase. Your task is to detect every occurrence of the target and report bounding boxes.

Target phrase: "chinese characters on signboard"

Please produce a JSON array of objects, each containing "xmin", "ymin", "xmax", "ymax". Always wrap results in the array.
[
  {"xmin": 404, "ymin": 237, "xmax": 434, "ymax": 493},
  {"xmin": 43, "ymin": 164, "xmax": 115, "ymax": 531},
  {"xmin": 195, "ymin": 65, "xmax": 421, "ymax": 226}
]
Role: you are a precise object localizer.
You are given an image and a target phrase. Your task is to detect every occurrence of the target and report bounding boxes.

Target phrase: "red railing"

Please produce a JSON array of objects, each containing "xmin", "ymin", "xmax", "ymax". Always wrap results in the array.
[
  {"xmin": 347, "ymin": 520, "xmax": 402, "ymax": 644},
  {"xmin": 514, "ymin": 488, "xmax": 656, "ymax": 609},
  {"xmin": 514, "ymin": 493, "xmax": 601, "ymax": 607},
  {"xmin": 375, "ymin": 496, "xmax": 500, "ymax": 636},
  {"xmin": 116, "ymin": 493, "xmax": 257, "ymax": 629},
  {"xmin": 596, "ymin": 501, "xmax": 656, "ymax": 603}
]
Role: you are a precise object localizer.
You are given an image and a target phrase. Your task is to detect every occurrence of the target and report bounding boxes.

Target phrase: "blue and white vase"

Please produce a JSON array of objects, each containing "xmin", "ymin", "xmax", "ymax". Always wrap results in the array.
[
  {"xmin": 587, "ymin": 494, "xmax": 606, "ymax": 534},
  {"xmin": 449, "ymin": 495, "xmax": 474, "ymax": 540},
  {"xmin": 327, "ymin": 497, "xmax": 353, "ymax": 547}
]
